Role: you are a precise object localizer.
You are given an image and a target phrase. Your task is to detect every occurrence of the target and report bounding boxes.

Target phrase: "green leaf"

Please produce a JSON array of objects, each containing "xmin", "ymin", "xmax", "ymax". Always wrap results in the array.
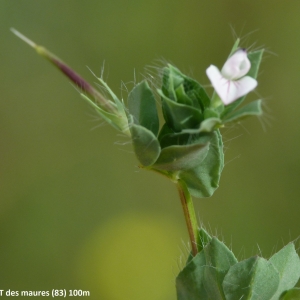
[
  {"xmin": 159, "ymin": 131, "xmax": 204, "ymax": 149},
  {"xmin": 203, "ymin": 238, "xmax": 238, "ymax": 276},
  {"xmin": 270, "ymin": 243, "xmax": 300, "ymax": 300},
  {"xmin": 163, "ymin": 64, "xmax": 211, "ymax": 110},
  {"xmin": 172, "ymin": 117, "xmax": 222, "ymax": 135},
  {"xmin": 247, "ymin": 50, "xmax": 264, "ymax": 79},
  {"xmin": 177, "ymin": 235, "xmax": 237, "ymax": 300},
  {"xmin": 183, "ymin": 76, "xmax": 211, "ymax": 110},
  {"xmin": 159, "ymin": 90, "xmax": 202, "ymax": 132},
  {"xmin": 158, "ymin": 123, "xmax": 176, "ymax": 147},
  {"xmin": 198, "ymin": 118, "xmax": 222, "ymax": 132},
  {"xmin": 204, "ymin": 267, "xmax": 225, "ymax": 300},
  {"xmin": 176, "ymin": 110, "xmax": 221, "ymax": 134},
  {"xmin": 223, "ymin": 256, "xmax": 280, "ymax": 300},
  {"xmin": 186, "ymin": 228, "xmax": 213, "ymax": 266},
  {"xmin": 129, "ymin": 119, "xmax": 161, "ymax": 166},
  {"xmin": 158, "ymin": 123, "xmax": 213, "ymax": 149},
  {"xmin": 81, "ymin": 94, "xmax": 128, "ymax": 133},
  {"xmin": 179, "ymin": 130, "xmax": 224, "ymax": 198},
  {"xmin": 175, "ymin": 84, "xmax": 193, "ymax": 106},
  {"xmin": 221, "ymin": 49, "xmax": 264, "ymax": 117},
  {"xmin": 159, "ymin": 129, "xmax": 197, "ymax": 149},
  {"xmin": 128, "ymin": 80, "xmax": 159, "ymax": 136},
  {"xmin": 152, "ymin": 141, "xmax": 209, "ymax": 172},
  {"xmin": 204, "ymin": 108, "xmax": 220, "ymax": 119},
  {"xmin": 222, "ymin": 100, "xmax": 263, "ymax": 123},
  {"xmin": 176, "ymin": 251, "xmax": 208, "ymax": 300},
  {"xmin": 161, "ymin": 66, "xmax": 182, "ymax": 101},
  {"xmin": 228, "ymin": 38, "xmax": 240, "ymax": 57},
  {"xmin": 175, "ymin": 67, "xmax": 211, "ymax": 110},
  {"xmin": 280, "ymin": 288, "xmax": 300, "ymax": 300},
  {"xmin": 203, "ymin": 238, "xmax": 238, "ymax": 300},
  {"xmin": 95, "ymin": 74, "xmax": 125, "ymax": 113},
  {"xmin": 198, "ymin": 227, "xmax": 212, "ymax": 253}
]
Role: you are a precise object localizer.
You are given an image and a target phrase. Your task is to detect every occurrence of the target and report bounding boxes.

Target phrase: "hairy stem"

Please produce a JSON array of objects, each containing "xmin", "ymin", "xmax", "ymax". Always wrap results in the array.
[{"xmin": 177, "ymin": 180, "xmax": 199, "ymax": 256}]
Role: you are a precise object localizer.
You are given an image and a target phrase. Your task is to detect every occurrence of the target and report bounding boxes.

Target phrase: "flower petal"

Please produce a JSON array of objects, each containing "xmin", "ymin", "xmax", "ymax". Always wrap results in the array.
[
  {"xmin": 221, "ymin": 49, "xmax": 251, "ymax": 80},
  {"xmin": 231, "ymin": 76, "xmax": 257, "ymax": 102},
  {"xmin": 206, "ymin": 65, "xmax": 232, "ymax": 104},
  {"xmin": 206, "ymin": 65, "xmax": 257, "ymax": 105}
]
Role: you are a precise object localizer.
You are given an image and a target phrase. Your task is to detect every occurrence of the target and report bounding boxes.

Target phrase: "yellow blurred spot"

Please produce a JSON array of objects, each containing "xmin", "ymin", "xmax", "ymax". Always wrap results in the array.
[{"xmin": 76, "ymin": 213, "xmax": 184, "ymax": 300}]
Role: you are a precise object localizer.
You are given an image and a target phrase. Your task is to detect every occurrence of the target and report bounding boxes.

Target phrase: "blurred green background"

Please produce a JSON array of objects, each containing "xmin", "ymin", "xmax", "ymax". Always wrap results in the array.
[{"xmin": 1, "ymin": 1, "xmax": 300, "ymax": 299}]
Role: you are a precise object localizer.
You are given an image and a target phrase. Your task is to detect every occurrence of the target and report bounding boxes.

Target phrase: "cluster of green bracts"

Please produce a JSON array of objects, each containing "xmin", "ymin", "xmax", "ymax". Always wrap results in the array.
[
  {"xmin": 128, "ymin": 41, "xmax": 263, "ymax": 198},
  {"xmin": 128, "ymin": 67, "xmax": 224, "ymax": 198}
]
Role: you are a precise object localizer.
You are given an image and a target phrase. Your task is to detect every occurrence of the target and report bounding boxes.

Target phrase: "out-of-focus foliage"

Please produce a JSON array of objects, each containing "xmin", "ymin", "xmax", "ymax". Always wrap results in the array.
[
  {"xmin": 177, "ymin": 230, "xmax": 300, "ymax": 300},
  {"xmin": 1, "ymin": 1, "xmax": 300, "ymax": 299}
]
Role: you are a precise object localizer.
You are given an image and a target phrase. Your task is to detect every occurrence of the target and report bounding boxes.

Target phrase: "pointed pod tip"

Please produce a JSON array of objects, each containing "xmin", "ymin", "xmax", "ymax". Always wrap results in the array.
[{"xmin": 10, "ymin": 28, "xmax": 37, "ymax": 48}]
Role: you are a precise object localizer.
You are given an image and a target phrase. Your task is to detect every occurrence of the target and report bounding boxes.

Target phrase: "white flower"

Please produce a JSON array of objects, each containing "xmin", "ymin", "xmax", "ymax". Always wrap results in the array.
[{"xmin": 206, "ymin": 49, "xmax": 257, "ymax": 105}]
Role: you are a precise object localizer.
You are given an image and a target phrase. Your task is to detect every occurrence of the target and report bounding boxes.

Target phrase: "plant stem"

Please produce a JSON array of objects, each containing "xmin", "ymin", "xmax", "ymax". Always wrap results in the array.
[{"xmin": 177, "ymin": 180, "xmax": 199, "ymax": 256}]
